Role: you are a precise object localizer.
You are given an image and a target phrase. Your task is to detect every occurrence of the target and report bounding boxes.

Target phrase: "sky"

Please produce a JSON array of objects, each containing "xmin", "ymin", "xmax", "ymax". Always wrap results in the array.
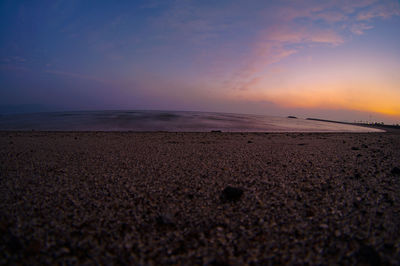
[{"xmin": 1, "ymin": 0, "xmax": 400, "ymax": 124}]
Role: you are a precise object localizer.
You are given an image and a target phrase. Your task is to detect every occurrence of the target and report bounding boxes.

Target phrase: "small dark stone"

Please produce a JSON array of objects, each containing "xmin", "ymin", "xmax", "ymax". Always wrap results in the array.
[
  {"xmin": 211, "ymin": 130, "xmax": 222, "ymax": 133},
  {"xmin": 355, "ymin": 244, "xmax": 381, "ymax": 265},
  {"xmin": 353, "ymin": 200, "xmax": 360, "ymax": 209},
  {"xmin": 391, "ymin": 167, "xmax": 400, "ymax": 175},
  {"xmin": 357, "ymin": 154, "xmax": 362, "ymax": 157},
  {"xmin": 26, "ymin": 239, "xmax": 42, "ymax": 255},
  {"xmin": 248, "ymin": 140, "xmax": 253, "ymax": 143},
  {"xmin": 383, "ymin": 242, "xmax": 394, "ymax": 252},
  {"xmin": 0, "ymin": 221, "xmax": 9, "ymax": 234},
  {"xmin": 383, "ymin": 193, "xmax": 394, "ymax": 205},
  {"xmin": 119, "ymin": 222, "xmax": 132, "ymax": 233},
  {"xmin": 305, "ymin": 209, "xmax": 314, "ymax": 217},
  {"xmin": 220, "ymin": 186, "xmax": 243, "ymax": 202},
  {"xmin": 362, "ymin": 144, "xmax": 368, "ymax": 148},
  {"xmin": 210, "ymin": 258, "xmax": 230, "ymax": 266},
  {"xmin": 156, "ymin": 214, "xmax": 175, "ymax": 227},
  {"xmin": 351, "ymin": 147, "xmax": 359, "ymax": 150},
  {"xmin": 8, "ymin": 234, "xmax": 22, "ymax": 253}
]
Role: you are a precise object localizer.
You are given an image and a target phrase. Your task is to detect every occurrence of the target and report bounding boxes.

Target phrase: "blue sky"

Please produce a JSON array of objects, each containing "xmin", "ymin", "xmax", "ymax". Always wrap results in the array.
[{"xmin": 1, "ymin": 0, "xmax": 400, "ymax": 123}]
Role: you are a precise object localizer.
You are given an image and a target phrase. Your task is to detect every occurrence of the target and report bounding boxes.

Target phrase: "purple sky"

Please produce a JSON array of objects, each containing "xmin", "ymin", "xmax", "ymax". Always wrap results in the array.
[{"xmin": 1, "ymin": 0, "xmax": 399, "ymax": 123}]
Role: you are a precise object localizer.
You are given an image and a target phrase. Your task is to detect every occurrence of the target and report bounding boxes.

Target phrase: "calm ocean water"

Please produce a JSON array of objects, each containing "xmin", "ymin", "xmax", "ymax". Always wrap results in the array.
[{"xmin": 0, "ymin": 110, "xmax": 383, "ymax": 132}]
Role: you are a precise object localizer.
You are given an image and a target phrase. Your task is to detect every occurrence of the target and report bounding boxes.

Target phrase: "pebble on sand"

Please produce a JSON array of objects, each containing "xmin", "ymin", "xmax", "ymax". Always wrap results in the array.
[
  {"xmin": 391, "ymin": 167, "xmax": 400, "ymax": 175},
  {"xmin": 220, "ymin": 186, "xmax": 244, "ymax": 202}
]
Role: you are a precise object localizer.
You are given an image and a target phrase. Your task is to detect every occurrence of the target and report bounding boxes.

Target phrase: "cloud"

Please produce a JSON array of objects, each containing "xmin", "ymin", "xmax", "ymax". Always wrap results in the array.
[
  {"xmin": 223, "ymin": 0, "xmax": 399, "ymax": 93},
  {"xmin": 338, "ymin": 0, "xmax": 378, "ymax": 13},
  {"xmin": 0, "ymin": 64, "xmax": 30, "ymax": 72},
  {"xmin": 45, "ymin": 70, "xmax": 111, "ymax": 84},
  {"xmin": 266, "ymin": 26, "xmax": 344, "ymax": 45},
  {"xmin": 349, "ymin": 23, "xmax": 374, "ymax": 35},
  {"xmin": 140, "ymin": 1, "xmax": 163, "ymax": 10},
  {"xmin": 225, "ymin": 25, "xmax": 343, "ymax": 92},
  {"xmin": 357, "ymin": 1, "xmax": 400, "ymax": 20},
  {"xmin": 234, "ymin": 76, "xmax": 263, "ymax": 91},
  {"xmin": 313, "ymin": 11, "xmax": 347, "ymax": 23},
  {"xmin": 1, "ymin": 56, "xmax": 27, "ymax": 64},
  {"xmin": 0, "ymin": 56, "xmax": 30, "ymax": 72},
  {"xmin": 272, "ymin": 0, "xmax": 375, "ymax": 22},
  {"xmin": 148, "ymin": 0, "xmax": 246, "ymax": 47}
]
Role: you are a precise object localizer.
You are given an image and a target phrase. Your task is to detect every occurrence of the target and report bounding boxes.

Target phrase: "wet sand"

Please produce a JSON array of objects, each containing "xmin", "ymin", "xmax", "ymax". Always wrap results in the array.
[{"xmin": 1, "ymin": 131, "xmax": 400, "ymax": 264}]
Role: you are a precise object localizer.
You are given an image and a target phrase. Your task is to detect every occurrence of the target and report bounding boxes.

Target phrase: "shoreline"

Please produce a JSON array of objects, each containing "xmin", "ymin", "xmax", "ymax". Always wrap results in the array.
[
  {"xmin": 0, "ymin": 110, "xmax": 386, "ymax": 133},
  {"xmin": 1, "ymin": 131, "xmax": 399, "ymax": 264}
]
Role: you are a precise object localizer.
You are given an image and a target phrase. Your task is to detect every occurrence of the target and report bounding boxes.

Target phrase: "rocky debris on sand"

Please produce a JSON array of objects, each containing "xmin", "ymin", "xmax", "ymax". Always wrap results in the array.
[{"xmin": 220, "ymin": 186, "xmax": 243, "ymax": 202}]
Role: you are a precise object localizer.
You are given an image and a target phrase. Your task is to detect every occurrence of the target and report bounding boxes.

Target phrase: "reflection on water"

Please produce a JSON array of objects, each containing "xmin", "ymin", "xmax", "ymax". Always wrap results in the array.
[{"xmin": 0, "ymin": 110, "xmax": 384, "ymax": 132}]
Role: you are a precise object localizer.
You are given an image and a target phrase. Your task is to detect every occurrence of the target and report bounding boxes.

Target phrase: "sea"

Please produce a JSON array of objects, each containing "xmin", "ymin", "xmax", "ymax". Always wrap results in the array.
[{"xmin": 0, "ymin": 110, "xmax": 383, "ymax": 132}]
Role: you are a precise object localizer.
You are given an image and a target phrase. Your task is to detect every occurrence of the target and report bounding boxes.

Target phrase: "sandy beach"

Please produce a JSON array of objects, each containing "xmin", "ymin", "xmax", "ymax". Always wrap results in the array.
[{"xmin": 1, "ymin": 131, "xmax": 400, "ymax": 264}]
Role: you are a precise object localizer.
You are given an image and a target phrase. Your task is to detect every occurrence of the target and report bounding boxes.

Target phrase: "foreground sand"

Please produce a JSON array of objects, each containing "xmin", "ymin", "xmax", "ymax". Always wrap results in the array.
[{"xmin": 1, "ymin": 131, "xmax": 400, "ymax": 264}]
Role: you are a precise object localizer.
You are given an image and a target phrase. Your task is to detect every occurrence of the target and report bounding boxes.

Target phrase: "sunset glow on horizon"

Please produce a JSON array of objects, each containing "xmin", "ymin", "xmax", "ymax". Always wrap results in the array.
[{"xmin": 1, "ymin": 0, "xmax": 400, "ymax": 123}]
